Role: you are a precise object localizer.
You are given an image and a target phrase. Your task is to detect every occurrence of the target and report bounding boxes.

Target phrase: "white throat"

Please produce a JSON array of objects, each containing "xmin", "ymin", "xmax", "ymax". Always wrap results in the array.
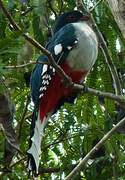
[{"xmin": 67, "ymin": 22, "xmax": 98, "ymax": 71}]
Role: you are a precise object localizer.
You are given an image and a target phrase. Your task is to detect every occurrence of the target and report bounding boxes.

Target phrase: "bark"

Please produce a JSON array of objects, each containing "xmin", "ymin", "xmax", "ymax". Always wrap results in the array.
[
  {"xmin": 0, "ymin": 94, "xmax": 18, "ymax": 168},
  {"xmin": 106, "ymin": 0, "xmax": 125, "ymax": 39}
]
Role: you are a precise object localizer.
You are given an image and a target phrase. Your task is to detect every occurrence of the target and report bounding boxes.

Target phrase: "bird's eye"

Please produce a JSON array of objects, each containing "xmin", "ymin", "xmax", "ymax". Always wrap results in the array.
[{"xmin": 67, "ymin": 15, "xmax": 76, "ymax": 20}]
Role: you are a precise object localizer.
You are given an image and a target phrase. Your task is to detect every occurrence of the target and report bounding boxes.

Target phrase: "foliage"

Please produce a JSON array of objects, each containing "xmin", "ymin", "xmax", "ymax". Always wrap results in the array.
[{"xmin": 0, "ymin": 0, "xmax": 125, "ymax": 179}]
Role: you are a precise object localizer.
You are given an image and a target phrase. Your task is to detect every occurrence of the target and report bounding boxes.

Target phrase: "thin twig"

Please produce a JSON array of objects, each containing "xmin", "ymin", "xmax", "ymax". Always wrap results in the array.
[
  {"xmin": 10, "ymin": 157, "xmax": 26, "ymax": 168},
  {"xmin": 73, "ymin": 84, "xmax": 125, "ymax": 106},
  {"xmin": 47, "ymin": 0, "xmax": 57, "ymax": 18},
  {"xmin": 21, "ymin": 7, "xmax": 33, "ymax": 16},
  {"xmin": 0, "ymin": 78, "xmax": 11, "ymax": 97},
  {"xmin": 38, "ymin": 164, "xmax": 77, "ymax": 175},
  {"xmin": 0, "ymin": 157, "xmax": 27, "ymax": 178},
  {"xmin": 59, "ymin": 0, "xmax": 64, "ymax": 15},
  {"xmin": 24, "ymin": 113, "xmax": 32, "ymax": 120},
  {"xmin": 0, "ymin": 0, "xmax": 21, "ymax": 32},
  {"xmin": 2, "ymin": 125, "xmax": 24, "ymax": 156},
  {"xmin": 42, "ymin": 131, "xmax": 70, "ymax": 150},
  {"xmin": 90, "ymin": 15, "xmax": 122, "ymax": 96},
  {"xmin": 4, "ymin": 61, "xmax": 49, "ymax": 69},
  {"xmin": 65, "ymin": 117, "xmax": 125, "ymax": 180},
  {"xmin": 42, "ymin": 132, "xmax": 86, "ymax": 151},
  {"xmin": 76, "ymin": 0, "xmax": 84, "ymax": 11},
  {"xmin": 89, "ymin": 0, "xmax": 104, "ymax": 12},
  {"xmin": 44, "ymin": 14, "xmax": 53, "ymax": 37},
  {"xmin": 18, "ymin": 95, "xmax": 31, "ymax": 141}
]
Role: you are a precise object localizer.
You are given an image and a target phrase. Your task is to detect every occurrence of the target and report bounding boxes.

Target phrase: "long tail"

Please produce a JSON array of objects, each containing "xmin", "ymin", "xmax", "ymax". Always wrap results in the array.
[{"xmin": 27, "ymin": 107, "xmax": 49, "ymax": 175}]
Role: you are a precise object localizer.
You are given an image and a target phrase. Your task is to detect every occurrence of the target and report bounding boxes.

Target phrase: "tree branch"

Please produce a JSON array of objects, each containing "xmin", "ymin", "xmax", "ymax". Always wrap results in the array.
[
  {"xmin": 10, "ymin": 157, "xmax": 26, "ymax": 168},
  {"xmin": 38, "ymin": 164, "xmax": 77, "ymax": 175},
  {"xmin": 106, "ymin": 0, "xmax": 125, "ymax": 40},
  {"xmin": 4, "ymin": 61, "xmax": 48, "ymax": 69},
  {"xmin": 18, "ymin": 95, "xmax": 31, "ymax": 141},
  {"xmin": 65, "ymin": 116, "xmax": 125, "ymax": 180},
  {"xmin": 91, "ymin": 14, "xmax": 122, "ymax": 96},
  {"xmin": 90, "ymin": 0, "xmax": 104, "ymax": 12},
  {"xmin": 0, "ymin": 0, "xmax": 21, "ymax": 32},
  {"xmin": 74, "ymin": 84, "xmax": 125, "ymax": 106},
  {"xmin": 47, "ymin": 0, "xmax": 57, "ymax": 18}
]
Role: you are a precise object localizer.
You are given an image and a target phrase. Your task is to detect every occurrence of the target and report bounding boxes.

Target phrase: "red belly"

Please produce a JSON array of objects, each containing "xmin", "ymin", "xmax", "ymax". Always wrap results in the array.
[{"xmin": 39, "ymin": 63, "xmax": 87, "ymax": 120}]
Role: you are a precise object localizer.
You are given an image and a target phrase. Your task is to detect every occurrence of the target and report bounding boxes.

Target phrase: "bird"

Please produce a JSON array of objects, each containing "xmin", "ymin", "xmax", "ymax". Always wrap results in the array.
[{"xmin": 27, "ymin": 10, "xmax": 98, "ymax": 175}]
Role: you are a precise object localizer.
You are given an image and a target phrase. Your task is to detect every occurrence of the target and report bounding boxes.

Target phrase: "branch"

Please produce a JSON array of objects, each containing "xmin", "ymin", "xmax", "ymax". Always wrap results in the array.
[
  {"xmin": 38, "ymin": 164, "xmax": 77, "ymax": 175},
  {"xmin": 10, "ymin": 157, "xmax": 26, "ymax": 168},
  {"xmin": 91, "ymin": 14, "xmax": 122, "ymax": 96},
  {"xmin": 0, "ymin": 78, "xmax": 10, "ymax": 97},
  {"xmin": 0, "ymin": 0, "xmax": 21, "ymax": 32},
  {"xmin": 106, "ymin": 0, "xmax": 125, "ymax": 40},
  {"xmin": 42, "ymin": 131, "xmax": 78, "ymax": 150},
  {"xmin": 47, "ymin": 0, "xmax": 57, "ymax": 18},
  {"xmin": 18, "ymin": 95, "xmax": 31, "ymax": 141},
  {"xmin": 89, "ymin": 0, "xmax": 104, "ymax": 12},
  {"xmin": 43, "ymin": 14, "xmax": 53, "ymax": 37},
  {"xmin": 73, "ymin": 84, "xmax": 125, "ymax": 106},
  {"xmin": 65, "ymin": 116, "xmax": 125, "ymax": 180},
  {"xmin": 4, "ymin": 61, "xmax": 49, "ymax": 69},
  {"xmin": 1, "ymin": 127, "xmax": 24, "ymax": 156},
  {"xmin": 0, "ymin": 156, "xmax": 27, "ymax": 178},
  {"xmin": 21, "ymin": 7, "xmax": 33, "ymax": 16},
  {"xmin": 59, "ymin": 0, "xmax": 64, "ymax": 15},
  {"xmin": 76, "ymin": 0, "xmax": 85, "ymax": 11}
]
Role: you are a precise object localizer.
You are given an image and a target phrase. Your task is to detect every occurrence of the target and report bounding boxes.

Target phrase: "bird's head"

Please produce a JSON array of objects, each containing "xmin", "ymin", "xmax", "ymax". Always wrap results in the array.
[{"xmin": 53, "ymin": 10, "xmax": 90, "ymax": 33}]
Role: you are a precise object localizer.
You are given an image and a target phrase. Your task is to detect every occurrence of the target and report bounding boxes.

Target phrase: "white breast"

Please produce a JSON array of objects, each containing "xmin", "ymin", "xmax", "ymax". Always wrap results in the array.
[{"xmin": 67, "ymin": 22, "xmax": 98, "ymax": 71}]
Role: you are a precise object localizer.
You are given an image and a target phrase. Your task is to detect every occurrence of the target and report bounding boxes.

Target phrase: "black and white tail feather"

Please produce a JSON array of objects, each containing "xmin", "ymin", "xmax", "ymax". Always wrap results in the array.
[{"xmin": 27, "ymin": 65, "xmax": 56, "ymax": 175}]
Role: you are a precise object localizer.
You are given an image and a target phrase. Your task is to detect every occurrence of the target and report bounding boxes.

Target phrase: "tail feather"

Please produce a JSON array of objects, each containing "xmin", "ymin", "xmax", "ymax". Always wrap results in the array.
[{"xmin": 27, "ymin": 107, "xmax": 51, "ymax": 175}]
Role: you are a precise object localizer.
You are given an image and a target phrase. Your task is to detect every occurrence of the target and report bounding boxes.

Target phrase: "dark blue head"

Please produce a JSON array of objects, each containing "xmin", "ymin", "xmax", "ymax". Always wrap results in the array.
[{"xmin": 53, "ymin": 10, "xmax": 89, "ymax": 33}]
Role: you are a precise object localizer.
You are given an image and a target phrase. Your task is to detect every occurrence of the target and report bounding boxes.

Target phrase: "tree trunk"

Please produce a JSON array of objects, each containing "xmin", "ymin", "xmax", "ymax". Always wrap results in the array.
[{"xmin": 106, "ymin": 0, "xmax": 125, "ymax": 39}]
